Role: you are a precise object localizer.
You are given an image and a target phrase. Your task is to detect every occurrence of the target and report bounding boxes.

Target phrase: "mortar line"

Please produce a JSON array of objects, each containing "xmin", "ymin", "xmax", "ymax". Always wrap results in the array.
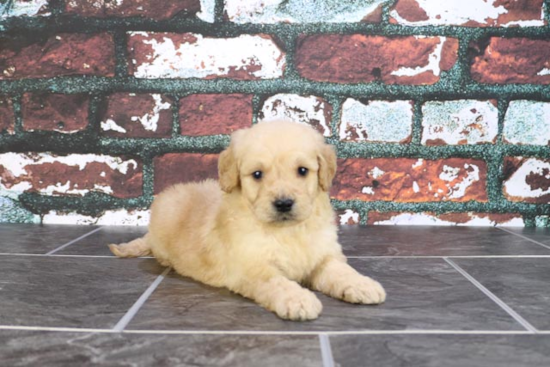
[
  {"xmin": 112, "ymin": 267, "xmax": 171, "ymax": 332},
  {"xmin": 444, "ymin": 258, "xmax": 538, "ymax": 334},
  {"xmin": 319, "ymin": 334, "xmax": 335, "ymax": 367},
  {"xmin": 45, "ymin": 227, "xmax": 104, "ymax": 255},
  {"xmin": 497, "ymin": 227, "xmax": 550, "ymax": 251}
]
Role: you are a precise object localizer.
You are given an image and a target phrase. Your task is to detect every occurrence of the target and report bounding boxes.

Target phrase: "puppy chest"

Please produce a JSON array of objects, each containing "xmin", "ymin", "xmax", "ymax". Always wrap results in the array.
[{"xmin": 266, "ymin": 240, "xmax": 324, "ymax": 281}]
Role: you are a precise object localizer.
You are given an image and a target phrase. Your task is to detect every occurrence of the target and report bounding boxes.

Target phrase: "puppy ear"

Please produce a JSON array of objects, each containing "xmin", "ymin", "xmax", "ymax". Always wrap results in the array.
[
  {"xmin": 318, "ymin": 144, "xmax": 337, "ymax": 191},
  {"xmin": 219, "ymin": 130, "xmax": 246, "ymax": 193},
  {"xmin": 218, "ymin": 146, "xmax": 239, "ymax": 193}
]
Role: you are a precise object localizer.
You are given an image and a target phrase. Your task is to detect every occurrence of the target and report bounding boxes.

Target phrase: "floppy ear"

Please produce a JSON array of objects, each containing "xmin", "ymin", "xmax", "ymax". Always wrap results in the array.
[
  {"xmin": 219, "ymin": 129, "xmax": 247, "ymax": 193},
  {"xmin": 318, "ymin": 144, "xmax": 337, "ymax": 191},
  {"xmin": 218, "ymin": 146, "xmax": 239, "ymax": 193}
]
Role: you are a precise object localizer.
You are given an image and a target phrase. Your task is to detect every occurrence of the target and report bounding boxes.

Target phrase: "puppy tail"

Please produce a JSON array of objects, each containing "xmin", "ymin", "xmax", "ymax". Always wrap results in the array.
[{"xmin": 109, "ymin": 236, "xmax": 151, "ymax": 258}]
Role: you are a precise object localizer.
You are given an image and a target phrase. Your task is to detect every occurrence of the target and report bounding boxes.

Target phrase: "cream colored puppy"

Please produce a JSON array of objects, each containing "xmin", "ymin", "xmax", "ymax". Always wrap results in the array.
[{"xmin": 109, "ymin": 121, "xmax": 385, "ymax": 320}]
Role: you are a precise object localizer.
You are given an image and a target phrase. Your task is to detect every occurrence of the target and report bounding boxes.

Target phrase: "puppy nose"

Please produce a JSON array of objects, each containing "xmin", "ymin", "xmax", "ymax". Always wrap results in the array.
[{"xmin": 273, "ymin": 198, "xmax": 294, "ymax": 213}]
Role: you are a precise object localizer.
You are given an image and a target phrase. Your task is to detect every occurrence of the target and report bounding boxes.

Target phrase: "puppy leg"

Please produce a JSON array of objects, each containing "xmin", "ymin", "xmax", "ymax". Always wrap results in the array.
[
  {"xmin": 109, "ymin": 236, "xmax": 151, "ymax": 258},
  {"xmin": 309, "ymin": 257, "xmax": 386, "ymax": 305},
  {"xmin": 237, "ymin": 275, "xmax": 322, "ymax": 321}
]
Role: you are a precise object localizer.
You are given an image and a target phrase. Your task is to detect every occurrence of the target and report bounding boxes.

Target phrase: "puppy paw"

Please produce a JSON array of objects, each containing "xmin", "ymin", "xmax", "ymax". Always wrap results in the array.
[
  {"xmin": 108, "ymin": 244, "xmax": 124, "ymax": 257},
  {"xmin": 340, "ymin": 276, "xmax": 386, "ymax": 305},
  {"xmin": 272, "ymin": 289, "xmax": 322, "ymax": 321}
]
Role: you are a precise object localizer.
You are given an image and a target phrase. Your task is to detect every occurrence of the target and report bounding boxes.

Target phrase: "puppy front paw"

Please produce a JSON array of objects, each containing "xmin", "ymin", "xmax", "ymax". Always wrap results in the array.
[
  {"xmin": 341, "ymin": 276, "xmax": 386, "ymax": 305},
  {"xmin": 272, "ymin": 288, "xmax": 322, "ymax": 321}
]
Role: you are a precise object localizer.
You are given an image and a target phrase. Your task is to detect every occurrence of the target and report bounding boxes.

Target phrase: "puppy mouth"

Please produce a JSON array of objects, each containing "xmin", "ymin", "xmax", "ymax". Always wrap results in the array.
[{"xmin": 272, "ymin": 212, "xmax": 296, "ymax": 223}]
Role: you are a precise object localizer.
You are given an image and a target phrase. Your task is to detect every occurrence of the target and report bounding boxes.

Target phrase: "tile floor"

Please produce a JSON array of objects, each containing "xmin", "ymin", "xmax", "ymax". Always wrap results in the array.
[{"xmin": 1, "ymin": 224, "xmax": 550, "ymax": 366}]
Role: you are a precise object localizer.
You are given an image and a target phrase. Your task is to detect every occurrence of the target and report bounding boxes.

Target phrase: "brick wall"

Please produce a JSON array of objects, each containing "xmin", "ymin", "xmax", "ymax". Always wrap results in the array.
[{"xmin": 1, "ymin": 0, "xmax": 549, "ymax": 226}]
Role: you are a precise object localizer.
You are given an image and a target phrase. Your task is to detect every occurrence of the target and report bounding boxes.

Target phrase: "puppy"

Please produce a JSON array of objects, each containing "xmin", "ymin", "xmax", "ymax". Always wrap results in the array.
[{"xmin": 109, "ymin": 121, "xmax": 385, "ymax": 320}]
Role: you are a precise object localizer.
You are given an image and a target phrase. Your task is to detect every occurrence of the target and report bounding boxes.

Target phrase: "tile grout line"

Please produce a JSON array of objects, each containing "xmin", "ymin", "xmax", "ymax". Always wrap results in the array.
[
  {"xmin": 45, "ymin": 227, "xmax": 105, "ymax": 255},
  {"xmin": 123, "ymin": 329, "xmax": 536, "ymax": 336},
  {"xmin": 444, "ymin": 257, "xmax": 539, "ymax": 334},
  {"xmin": 0, "ymin": 325, "xmax": 539, "ymax": 335},
  {"xmin": 319, "ymin": 334, "xmax": 335, "ymax": 367},
  {"xmin": 112, "ymin": 267, "xmax": 171, "ymax": 332},
  {"xmin": 497, "ymin": 227, "xmax": 550, "ymax": 251},
  {"xmin": 346, "ymin": 255, "xmax": 550, "ymax": 259},
  {"xmin": 0, "ymin": 325, "xmax": 116, "ymax": 333}
]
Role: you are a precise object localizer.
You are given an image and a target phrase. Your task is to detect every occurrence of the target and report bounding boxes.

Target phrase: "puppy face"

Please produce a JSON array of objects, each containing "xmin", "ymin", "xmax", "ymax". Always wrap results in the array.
[{"xmin": 219, "ymin": 121, "xmax": 336, "ymax": 224}]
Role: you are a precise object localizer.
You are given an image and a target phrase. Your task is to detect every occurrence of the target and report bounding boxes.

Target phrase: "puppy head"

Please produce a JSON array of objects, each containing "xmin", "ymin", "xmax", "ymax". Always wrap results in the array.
[{"xmin": 218, "ymin": 121, "xmax": 336, "ymax": 224}]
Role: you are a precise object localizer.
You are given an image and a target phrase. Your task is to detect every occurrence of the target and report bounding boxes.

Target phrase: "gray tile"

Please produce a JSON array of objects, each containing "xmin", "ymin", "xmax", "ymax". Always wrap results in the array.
[
  {"xmin": 127, "ymin": 258, "xmax": 522, "ymax": 332},
  {"xmin": 500, "ymin": 227, "xmax": 550, "ymax": 249},
  {"xmin": 330, "ymin": 334, "xmax": 550, "ymax": 367},
  {"xmin": 0, "ymin": 256, "xmax": 164, "ymax": 329},
  {"xmin": 57, "ymin": 226, "xmax": 148, "ymax": 256},
  {"xmin": 338, "ymin": 226, "xmax": 550, "ymax": 257},
  {"xmin": 0, "ymin": 224, "xmax": 98, "ymax": 254},
  {"xmin": 453, "ymin": 258, "xmax": 550, "ymax": 331},
  {"xmin": 0, "ymin": 331, "xmax": 322, "ymax": 367}
]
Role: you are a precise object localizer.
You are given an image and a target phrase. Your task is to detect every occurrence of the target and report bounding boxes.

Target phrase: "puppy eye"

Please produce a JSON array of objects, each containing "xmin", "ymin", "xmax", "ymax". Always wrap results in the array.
[
  {"xmin": 298, "ymin": 167, "xmax": 308, "ymax": 177},
  {"xmin": 252, "ymin": 171, "xmax": 263, "ymax": 180}
]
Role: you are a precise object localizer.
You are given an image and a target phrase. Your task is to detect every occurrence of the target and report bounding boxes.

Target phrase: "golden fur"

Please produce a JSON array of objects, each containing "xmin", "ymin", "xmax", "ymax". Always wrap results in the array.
[{"xmin": 109, "ymin": 121, "xmax": 385, "ymax": 320}]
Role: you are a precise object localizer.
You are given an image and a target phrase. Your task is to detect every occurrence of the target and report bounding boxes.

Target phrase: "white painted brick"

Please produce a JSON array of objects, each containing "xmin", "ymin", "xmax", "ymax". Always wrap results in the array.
[
  {"xmin": 370, "ymin": 212, "xmax": 524, "ymax": 226},
  {"xmin": 0, "ymin": 153, "xmax": 140, "ymax": 197},
  {"xmin": 259, "ymin": 94, "xmax": 331, "ymax": 136},
  {"xmin": 225, "ymin": 0, "xmax": 386, "ymax": 23},
  {"xmin": 340, "ymin": 99, "xmax": 413, "ymax": 143},
  {"xmin": 390, "ymin": 0, "xmax": 545, "ymax": 27},
  {"xmin": 0, "ymin": 0, "xmax": 50, "ymax": 18},
  {"xmin": 338, "ymin": 209, "xmax": 360, "ymax": 225},
  {"xmin": 197, "ymin": 0, "xmax": 215, "ymax": 23},
  {"xmin": 130, "ymin": 32, "xmax": 286, "ymax": 79},
  {"xmin": 503, "ymin": 100, "xmax": 550, "ymax": 145},
  {"xmin": 421, "ymin": 100, "xmax": 498, "ymax": 145},
  {"xmin": 503, "ymin": 157, "xmax": 550, "ymax": 201},
  {"xmin": 43, "ymin": 209, "xmax": 150, "ymax": 226}
]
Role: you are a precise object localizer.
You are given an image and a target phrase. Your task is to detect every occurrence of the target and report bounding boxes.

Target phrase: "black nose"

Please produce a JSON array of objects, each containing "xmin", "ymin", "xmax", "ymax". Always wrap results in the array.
[{"xmin": 273, "ymin": 198, "xmax": 294, "ymax": 213}]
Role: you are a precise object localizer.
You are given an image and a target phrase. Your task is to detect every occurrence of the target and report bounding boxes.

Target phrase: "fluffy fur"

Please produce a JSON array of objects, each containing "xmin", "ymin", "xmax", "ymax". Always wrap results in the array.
[{"xmin": 109, "ymin": 121, "xmax": 385, "ymax": 320}]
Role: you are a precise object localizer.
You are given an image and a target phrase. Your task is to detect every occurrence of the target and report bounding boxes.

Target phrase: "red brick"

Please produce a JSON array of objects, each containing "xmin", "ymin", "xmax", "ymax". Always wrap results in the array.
[
  {"xmin": 65, "ymin": 0, "xmax": 200, "ymax": 20},
  {"xmin": 154, "ymin": 153, "xmax": 219, "ymax": 194},
  {"xmin": 100, "ymin": 93, "xmax": 173, "ymax": 138},
  {"xmin": 22, "ymin": 93, "xmax": 89, "ymax": 134},
  {"xmin": 368, "ymin": 212, "xmax": 523, "ymax": 226},
  {"xmin": 0, "ymin": 96, "xmax": 14, "ymax": 134},
  {"xmin": 295, "ymin": 35, "xmax": 458, "ymax": 84},
  {"xmin": 179, "ymin": 94, "xmax": 253, "ymax": 136},
  {"xmin": 471, "ymin": 38, "xmax": 550, "ymax": 84},
  {"xmin": 0, "ymin": 153, "xmax": 142, "ymax": 198},
  {"xmin": 390, "ymin": 0, "xmax": 545, "ymax": 27},
  {"xmin": 503, "ymin": 157, "xmax": 550, "ymax": 203},
  {"xmin": 0, "ymin": 33, "xmax": 115, "ymax": 79},
  {"xmin": 331, "ymin": 158, "xmax": 487, "ymax": 202}
]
